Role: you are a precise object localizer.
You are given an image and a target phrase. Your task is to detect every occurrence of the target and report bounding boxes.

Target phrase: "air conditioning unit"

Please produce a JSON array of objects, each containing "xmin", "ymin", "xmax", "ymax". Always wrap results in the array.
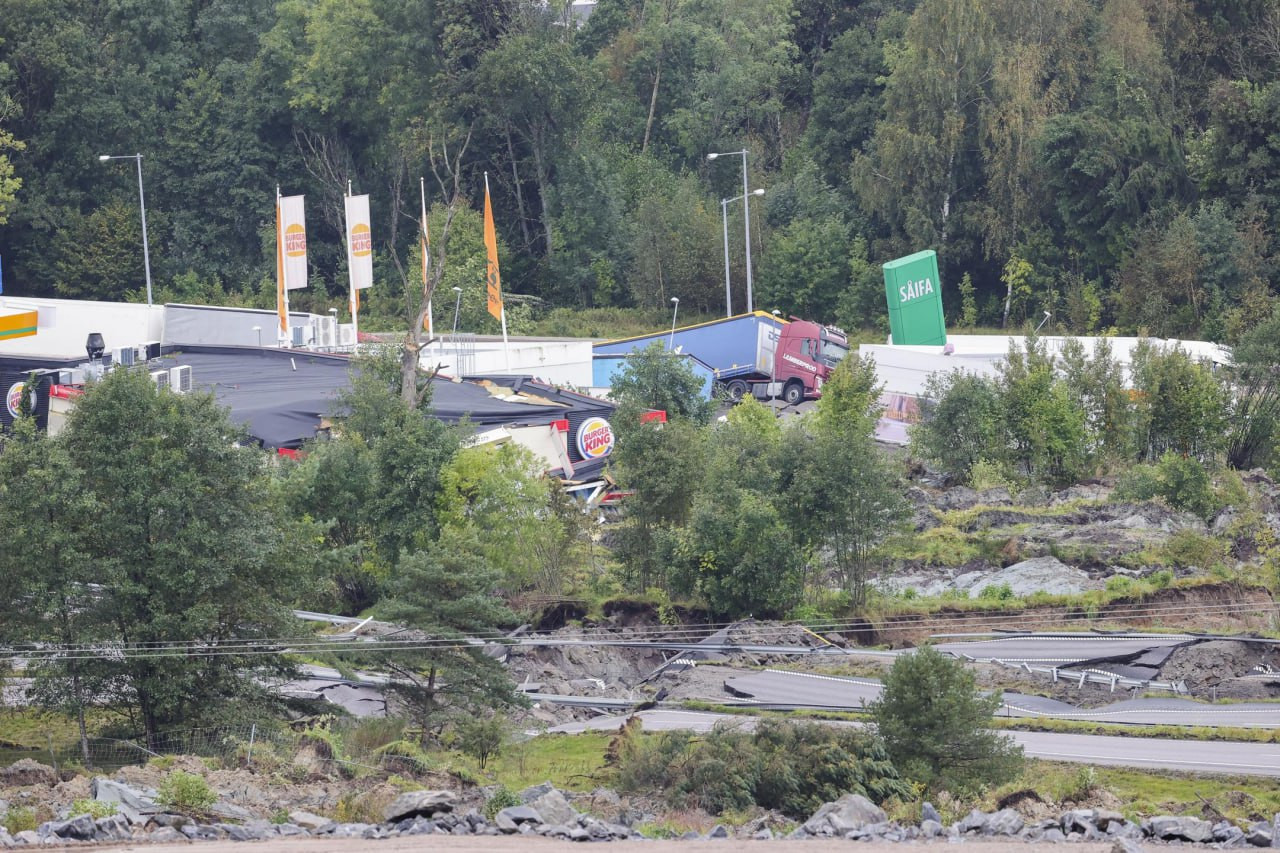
[
  {"xmin": 114, "ymin": 346, "xmax": 137, "ymax": 367},
  {"xmin": 57, "ymin": 369, "xmax": 74, "ymax": 386},
  {"xmin": 337, "ymin": 324, "xmax": 356, "ymax": 347},
  {"xmin": 69, "ymin": 368, "xmax": 87, "ymax": 385},
  {"xmin": 169, "ymin": 365, "xmax": 192, "ymax": 394},
  {"xmin": 290, "ymin": 325, "xmax": 310, "ymax": 347},
  {"xmin": 150, "ymin": 369, "xmax": 170, "ymax": 391},
  {"xmin": 142, "ymin": 341, "xmax": 161, "ymax": 361},
  {"xmin": 313, "ymin": 315, "xmax": 337, "ymax": 349}
]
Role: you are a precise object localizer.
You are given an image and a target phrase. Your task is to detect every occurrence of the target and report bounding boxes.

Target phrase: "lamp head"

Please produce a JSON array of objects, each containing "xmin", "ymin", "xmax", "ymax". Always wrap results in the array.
[
  {"xmin": 98, "ymin": 155, "xmax": 110, "ymax": 161},
  {"xmin": 751, "ymin": 188, "xmax": 765, "ymax": 196},
  {"xmin": 671, "ymin": 297, "xmax": 679, "ymax": 304},
  {"xmin": 706, "ymin": 153, "xmax": 719, "ymax": 161},
  {"xmin": 452, "ymin": 286, "xmax": 462, "ymax": 293},
  {"xmin": 328, "ymin": 307, "xmax": 338, "ymax": 315}
]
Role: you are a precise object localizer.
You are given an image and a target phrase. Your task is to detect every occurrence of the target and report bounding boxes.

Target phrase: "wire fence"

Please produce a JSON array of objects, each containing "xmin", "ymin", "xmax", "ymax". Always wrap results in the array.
[{"xmin": 1, "ymin": 721, "xmax": 432, "ymax": 779}]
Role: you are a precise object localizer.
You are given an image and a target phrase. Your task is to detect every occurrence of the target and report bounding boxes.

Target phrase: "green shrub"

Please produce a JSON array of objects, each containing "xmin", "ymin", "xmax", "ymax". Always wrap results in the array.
[
  {"xmin": 1116, "ymin": 452, "xmax": 1222, "ymax": 521},
  {"xmin": 1161, "ymin": 529, "xmax": 1229, "ymax": 569},
  {"xmin": 156, "ymin": 770, "xmax": 217, "ymax": 814},
  {"xmin": 456, "ymin": 716, "xmax": 506, "ymax": 770},
  {"xmin": 483, "ymin": 786, "xmax": 520, "ymax": 820},
  {"xmin": 616, "ymin": 719, "xmax": 912, "ymax": 818},
  {"xmin": 1114, "ymin": 464, "xmax": 1161, "ymax": 503},
  {"xmin": 69, "ymin": 799, "xmax": 117, "ymax": 820},
  {"xmin": 2, "ymin": 806, "xmax": 36, "ymax": 834},
  {"xmin": 1147, "ymin": 569, "xmax": 1174, "ymax": 589},
  {"xmin": 978, "ymin": 583, "xmax": 1015, "ymax": 600}
]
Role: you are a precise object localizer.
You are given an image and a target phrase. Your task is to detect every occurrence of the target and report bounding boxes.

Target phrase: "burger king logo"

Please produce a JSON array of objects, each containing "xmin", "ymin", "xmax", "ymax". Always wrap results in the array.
[
  {"xmin": 575, "ymin": 416, "xmax": 615, "ymax": 460},
  {"xmin": 6, "ymin": 381, "xmax": 31, "ymax": 419},
  {"xmin": 284, "ymin": 223, "xmax": 307, "ymax": 257},
  {"xmin": 350, "ymin": 223, "xmax": 372, "ymax": 256}
]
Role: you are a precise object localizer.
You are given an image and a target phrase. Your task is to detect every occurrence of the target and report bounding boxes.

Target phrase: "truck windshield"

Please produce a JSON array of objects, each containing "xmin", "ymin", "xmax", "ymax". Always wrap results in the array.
[{"xmin": 819, "ymin": 337, "xmax": 849, "ymax": 366}]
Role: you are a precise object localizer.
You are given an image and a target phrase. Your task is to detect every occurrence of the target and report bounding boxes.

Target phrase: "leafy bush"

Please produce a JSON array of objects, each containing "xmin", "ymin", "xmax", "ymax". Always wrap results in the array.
[
  {"xmin": 69, "ymin": 799, "xmax": 117, "ymax": 820},
  {"xmin": 616, "ymin": 719, "xmax": 911, "ymax": 818},
  {"xmin": 1115, "ymin": 452, "xmax": 1223, "ymax": 521},
  {"xmin": 483, "ymin": 786, "xmax": 520, "ymax": 820},
  {"xmin": 978, "ymin": 582, "xmax": 1015, "ymax": 600},
  {"xmin": 1160, "ymin": 530, "xmax": 1229, "ymax": 570},
  {"xmin": 156, "ymin": 770, "xmax": 217, "ymax": 814},
  {"xmin": 456, "ymin": 716, "xmax": 506, "ymax": 769},
  {"xmin": 1, "ymin": 806, "xmax": 36, "ymax": 833}
]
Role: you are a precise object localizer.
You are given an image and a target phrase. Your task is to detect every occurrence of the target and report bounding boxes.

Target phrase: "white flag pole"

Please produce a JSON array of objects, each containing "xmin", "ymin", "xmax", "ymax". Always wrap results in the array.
[
  {"xmin": 420, "ymin": 176, "xmax": 433, "ymax": 341},
  {"xmin": 346, "ymin": 181, "xmax": 359, "ymax": 349},
  {"xmin": 277, "ymin": 186, "xmax": 291, "ymax": 347}
]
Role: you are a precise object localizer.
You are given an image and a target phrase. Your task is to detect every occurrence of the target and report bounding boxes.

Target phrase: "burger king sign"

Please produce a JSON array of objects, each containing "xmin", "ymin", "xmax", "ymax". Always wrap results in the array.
[
  {"xmin": 6, "ymin": 381, "xmax": 31, "ymax": 420},
  {"xmin": 575, "ymin": 416, "xmax": 615, "ymax": 460}
]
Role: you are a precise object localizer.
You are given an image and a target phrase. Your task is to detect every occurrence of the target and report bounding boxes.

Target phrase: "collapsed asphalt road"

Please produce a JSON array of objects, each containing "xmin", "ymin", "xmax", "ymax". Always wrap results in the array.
[{"xmin": 547, "ymin": 709, "xmax": 1280, "ymax": 777}]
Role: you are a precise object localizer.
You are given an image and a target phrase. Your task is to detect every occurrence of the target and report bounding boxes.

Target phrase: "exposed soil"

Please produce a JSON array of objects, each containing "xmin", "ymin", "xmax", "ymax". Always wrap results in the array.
[{"xmin": 853, "ymin": 583, "xmax": 1277, "ymax": 649}]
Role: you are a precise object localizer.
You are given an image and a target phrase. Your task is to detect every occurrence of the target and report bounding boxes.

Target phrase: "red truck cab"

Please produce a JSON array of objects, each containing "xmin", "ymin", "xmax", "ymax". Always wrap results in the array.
[{"xmin": 764, "ymin": 320, "xmax": 850, "ymax": 404}]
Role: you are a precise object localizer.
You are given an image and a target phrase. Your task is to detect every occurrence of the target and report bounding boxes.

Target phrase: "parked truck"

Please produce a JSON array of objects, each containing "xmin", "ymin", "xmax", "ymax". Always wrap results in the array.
[{"xmin": 593, "ymin": 311, "xmax": 850, "ymax": 404}]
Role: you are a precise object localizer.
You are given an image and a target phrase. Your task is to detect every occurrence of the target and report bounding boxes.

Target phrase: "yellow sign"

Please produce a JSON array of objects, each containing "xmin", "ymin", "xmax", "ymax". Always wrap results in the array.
[{"xmin": 0, "ymin": 310, "xmax": 37, "ymax": 342}]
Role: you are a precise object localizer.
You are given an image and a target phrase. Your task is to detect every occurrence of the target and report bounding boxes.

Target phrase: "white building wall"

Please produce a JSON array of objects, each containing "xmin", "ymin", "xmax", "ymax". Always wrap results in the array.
[
  {"xmin": 421, "ymin": 338, "xmax": 594, "ymax": 388},
  {"xmin": 0, "ymin": 297, "xmax": 163, "ymax": 360}
]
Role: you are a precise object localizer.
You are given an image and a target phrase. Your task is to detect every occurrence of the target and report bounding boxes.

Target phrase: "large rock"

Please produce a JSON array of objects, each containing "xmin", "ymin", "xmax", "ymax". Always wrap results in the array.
[
  {"xmin": 968, "ymin": 556, "xmax": 1103, "ymax": 598},
  {"xmin": 92, "ymin": 777, "xmax": 159, "ymax": 824},
  {"xmin": 0, "ymin": 759, "xmax": 57, "ymax": 787},
  {"xmin": 802, "ymin": 794, "xmax": 886, "ymax": 835},
  {"xmin": 40, "ymin": 815, "xmax": 96, "ymax": 841},
  {"xmin": 1245, "ymin": 820, "xmax": 1271, "ymax": 847},
  {"xmin": 495, "ymin": 805, "xmax": 543, "ymax": 833},
  {"xmin": 987, "ymin": 808, "xmax": 1024, "ymax": 836},
  {"xmin": 525, "ymin": 789, "xmax": 578, "ymax": 827},
  {"xmin": 382, "ymin": 790, "xmax": 457, "ymax": 822},
  {"xmin": 1148, "ymin": 815, "xmax": 1214, "ymax": 843},
  {"xmin": 288, "ymin": 810, "xmax": 333, "ymax": 831}
]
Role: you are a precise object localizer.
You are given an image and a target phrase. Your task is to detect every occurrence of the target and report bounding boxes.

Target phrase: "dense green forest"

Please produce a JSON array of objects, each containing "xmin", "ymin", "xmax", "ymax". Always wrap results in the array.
[{"xmin": 1, "ymin": 0, "xmax": 1278, "ymax": 340}]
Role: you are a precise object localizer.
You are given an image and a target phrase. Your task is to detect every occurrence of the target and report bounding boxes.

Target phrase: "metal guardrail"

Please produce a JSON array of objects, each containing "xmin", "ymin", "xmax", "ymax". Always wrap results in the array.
[{"xmin": 974, "ymin": 657, "xmax": 1187, "ymax": 694}]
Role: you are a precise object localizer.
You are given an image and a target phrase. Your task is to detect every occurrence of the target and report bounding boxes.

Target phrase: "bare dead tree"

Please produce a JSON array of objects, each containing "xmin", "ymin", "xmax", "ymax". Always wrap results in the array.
[
  {"xmin": 294, "ymin": 129, "xmax": 354, "ymax": 238},
  {"xmin": 396, "ymin": 126, "xmax": 473, "ymax": 408}
]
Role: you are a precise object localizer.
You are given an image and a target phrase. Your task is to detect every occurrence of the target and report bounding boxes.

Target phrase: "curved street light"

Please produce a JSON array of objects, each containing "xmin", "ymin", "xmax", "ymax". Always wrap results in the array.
[
  {"xmin": 720, "ymin": 188, "xmax": 765, "ymax": 317},
  {"xmin": 98, "ymin": 153, "xmax": 153, "ymax": 306},
  {"xmin": 669, "ymin": 297, "xmax": 680, "ymax": 350},
  {"xmin": 708, "ymin": 149, "xmax": 755, "ymax": 312}
]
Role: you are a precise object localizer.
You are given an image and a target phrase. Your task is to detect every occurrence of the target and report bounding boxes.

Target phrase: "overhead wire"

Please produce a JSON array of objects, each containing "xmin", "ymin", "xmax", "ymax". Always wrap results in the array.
[{"xmin": 1, "ymin": 597, "xmax": 1275, "ymax": 663}]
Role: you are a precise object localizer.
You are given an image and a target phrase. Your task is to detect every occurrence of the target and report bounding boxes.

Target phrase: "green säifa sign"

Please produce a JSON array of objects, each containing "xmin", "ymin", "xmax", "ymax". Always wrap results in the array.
[{"xmin": 883, "ymin": 249, "xmax": 947, "ymax": 345}]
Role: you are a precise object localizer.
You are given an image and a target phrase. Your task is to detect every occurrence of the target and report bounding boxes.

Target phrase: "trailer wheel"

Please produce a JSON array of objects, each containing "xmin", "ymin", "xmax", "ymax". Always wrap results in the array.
[
  {"xmin": 782, "ymin": 380, "xmax": 804, "ymax": 406},
  {"xmin": 726, "ymin": 379, "xmax": 749, "ymax": 402}
]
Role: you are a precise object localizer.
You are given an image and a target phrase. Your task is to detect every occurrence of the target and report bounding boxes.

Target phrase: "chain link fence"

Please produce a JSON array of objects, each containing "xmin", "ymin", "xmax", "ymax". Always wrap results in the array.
[{"xmin": 3, "ymin": 721, "xmax": 433, "ymax": 779}]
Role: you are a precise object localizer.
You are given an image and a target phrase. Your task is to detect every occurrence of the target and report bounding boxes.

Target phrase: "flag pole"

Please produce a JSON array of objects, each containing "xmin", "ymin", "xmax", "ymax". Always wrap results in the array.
[
  {"xmin": 276, "ymin": 186, "xmax": 290, "ymax": 347},
  {"xmin": 346, "ymin": 180, "xmax": 359, "ymax": 349},
  {"xmin": 420, "ymin": 176, "xmax": 433, "ymax": 342},
  {"xmin": 484, "ymin": 172, "xmax": 510, "ymax": 370}
]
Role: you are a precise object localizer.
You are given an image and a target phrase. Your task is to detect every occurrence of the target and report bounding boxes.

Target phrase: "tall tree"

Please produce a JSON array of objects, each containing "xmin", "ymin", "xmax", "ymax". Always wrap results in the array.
[
  {"xmin": 869, "ymin": 645, "xmax": 1024, "ymax": 794},
  {"xmin": 54, "ymin": 369, "xmax": 303, "ymax": 747}
]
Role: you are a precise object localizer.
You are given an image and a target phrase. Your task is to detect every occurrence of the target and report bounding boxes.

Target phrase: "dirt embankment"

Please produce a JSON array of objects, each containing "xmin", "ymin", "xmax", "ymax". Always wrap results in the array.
[{"xmin": 850, "ymin": 583, "xmax": 1277, "ymax": 648}]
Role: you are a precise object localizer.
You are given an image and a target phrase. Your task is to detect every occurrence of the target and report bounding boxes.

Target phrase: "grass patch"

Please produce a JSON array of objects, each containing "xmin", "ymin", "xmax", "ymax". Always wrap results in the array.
[
  {"xmin": 480, "ymin": 733, "xmax": 615, "ymax": 793},
  {"xmin": 1000, "ymin": 761, "xmax": 1280, "ymax": 822},
  {"xmin": 993, "ymin": 716, "xmax": 1280, "ymax": 743}
]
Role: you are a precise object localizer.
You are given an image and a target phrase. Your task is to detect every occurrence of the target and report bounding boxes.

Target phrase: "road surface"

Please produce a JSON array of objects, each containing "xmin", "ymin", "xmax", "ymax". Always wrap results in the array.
[{"xmin": 550, "ymin": 709, "xmax": 1280, "ymax": 777}]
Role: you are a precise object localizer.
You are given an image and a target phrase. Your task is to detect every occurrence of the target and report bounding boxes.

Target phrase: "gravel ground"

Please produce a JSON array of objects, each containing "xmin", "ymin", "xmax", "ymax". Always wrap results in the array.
[{"xmin": 76, "ymin": 839, "xmax": 1118, "ymax": 853}]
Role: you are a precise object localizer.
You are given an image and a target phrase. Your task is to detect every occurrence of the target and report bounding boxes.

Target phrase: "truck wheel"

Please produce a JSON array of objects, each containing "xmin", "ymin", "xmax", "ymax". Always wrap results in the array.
[
  {"xmin": 782, "ymin": 381, "xmax": 804, "ymax": 406},
  {"xmin": 727, "ymin": 379, "xmax": 749, "ymax": 402}
]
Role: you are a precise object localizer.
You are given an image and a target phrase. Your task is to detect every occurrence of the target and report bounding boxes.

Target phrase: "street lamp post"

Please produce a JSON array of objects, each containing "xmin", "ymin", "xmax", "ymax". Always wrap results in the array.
[
  {"xmin": 708, "ymin": 149, "xmax": 755, "ymax": 312},
  {"xmin": 669, "ymin": 297, "xmax": 680, "ymax": 350},
  {"xmin": 451, "ymin": 286, "xmax": 463, "ymax": 335},
  {"xmin": 719, "ymin": 188, "xmax": 765, "ymax": 317},
  {"xmin": 98, "ymin": 153, "xmax": 153, "ymax": 306}
]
